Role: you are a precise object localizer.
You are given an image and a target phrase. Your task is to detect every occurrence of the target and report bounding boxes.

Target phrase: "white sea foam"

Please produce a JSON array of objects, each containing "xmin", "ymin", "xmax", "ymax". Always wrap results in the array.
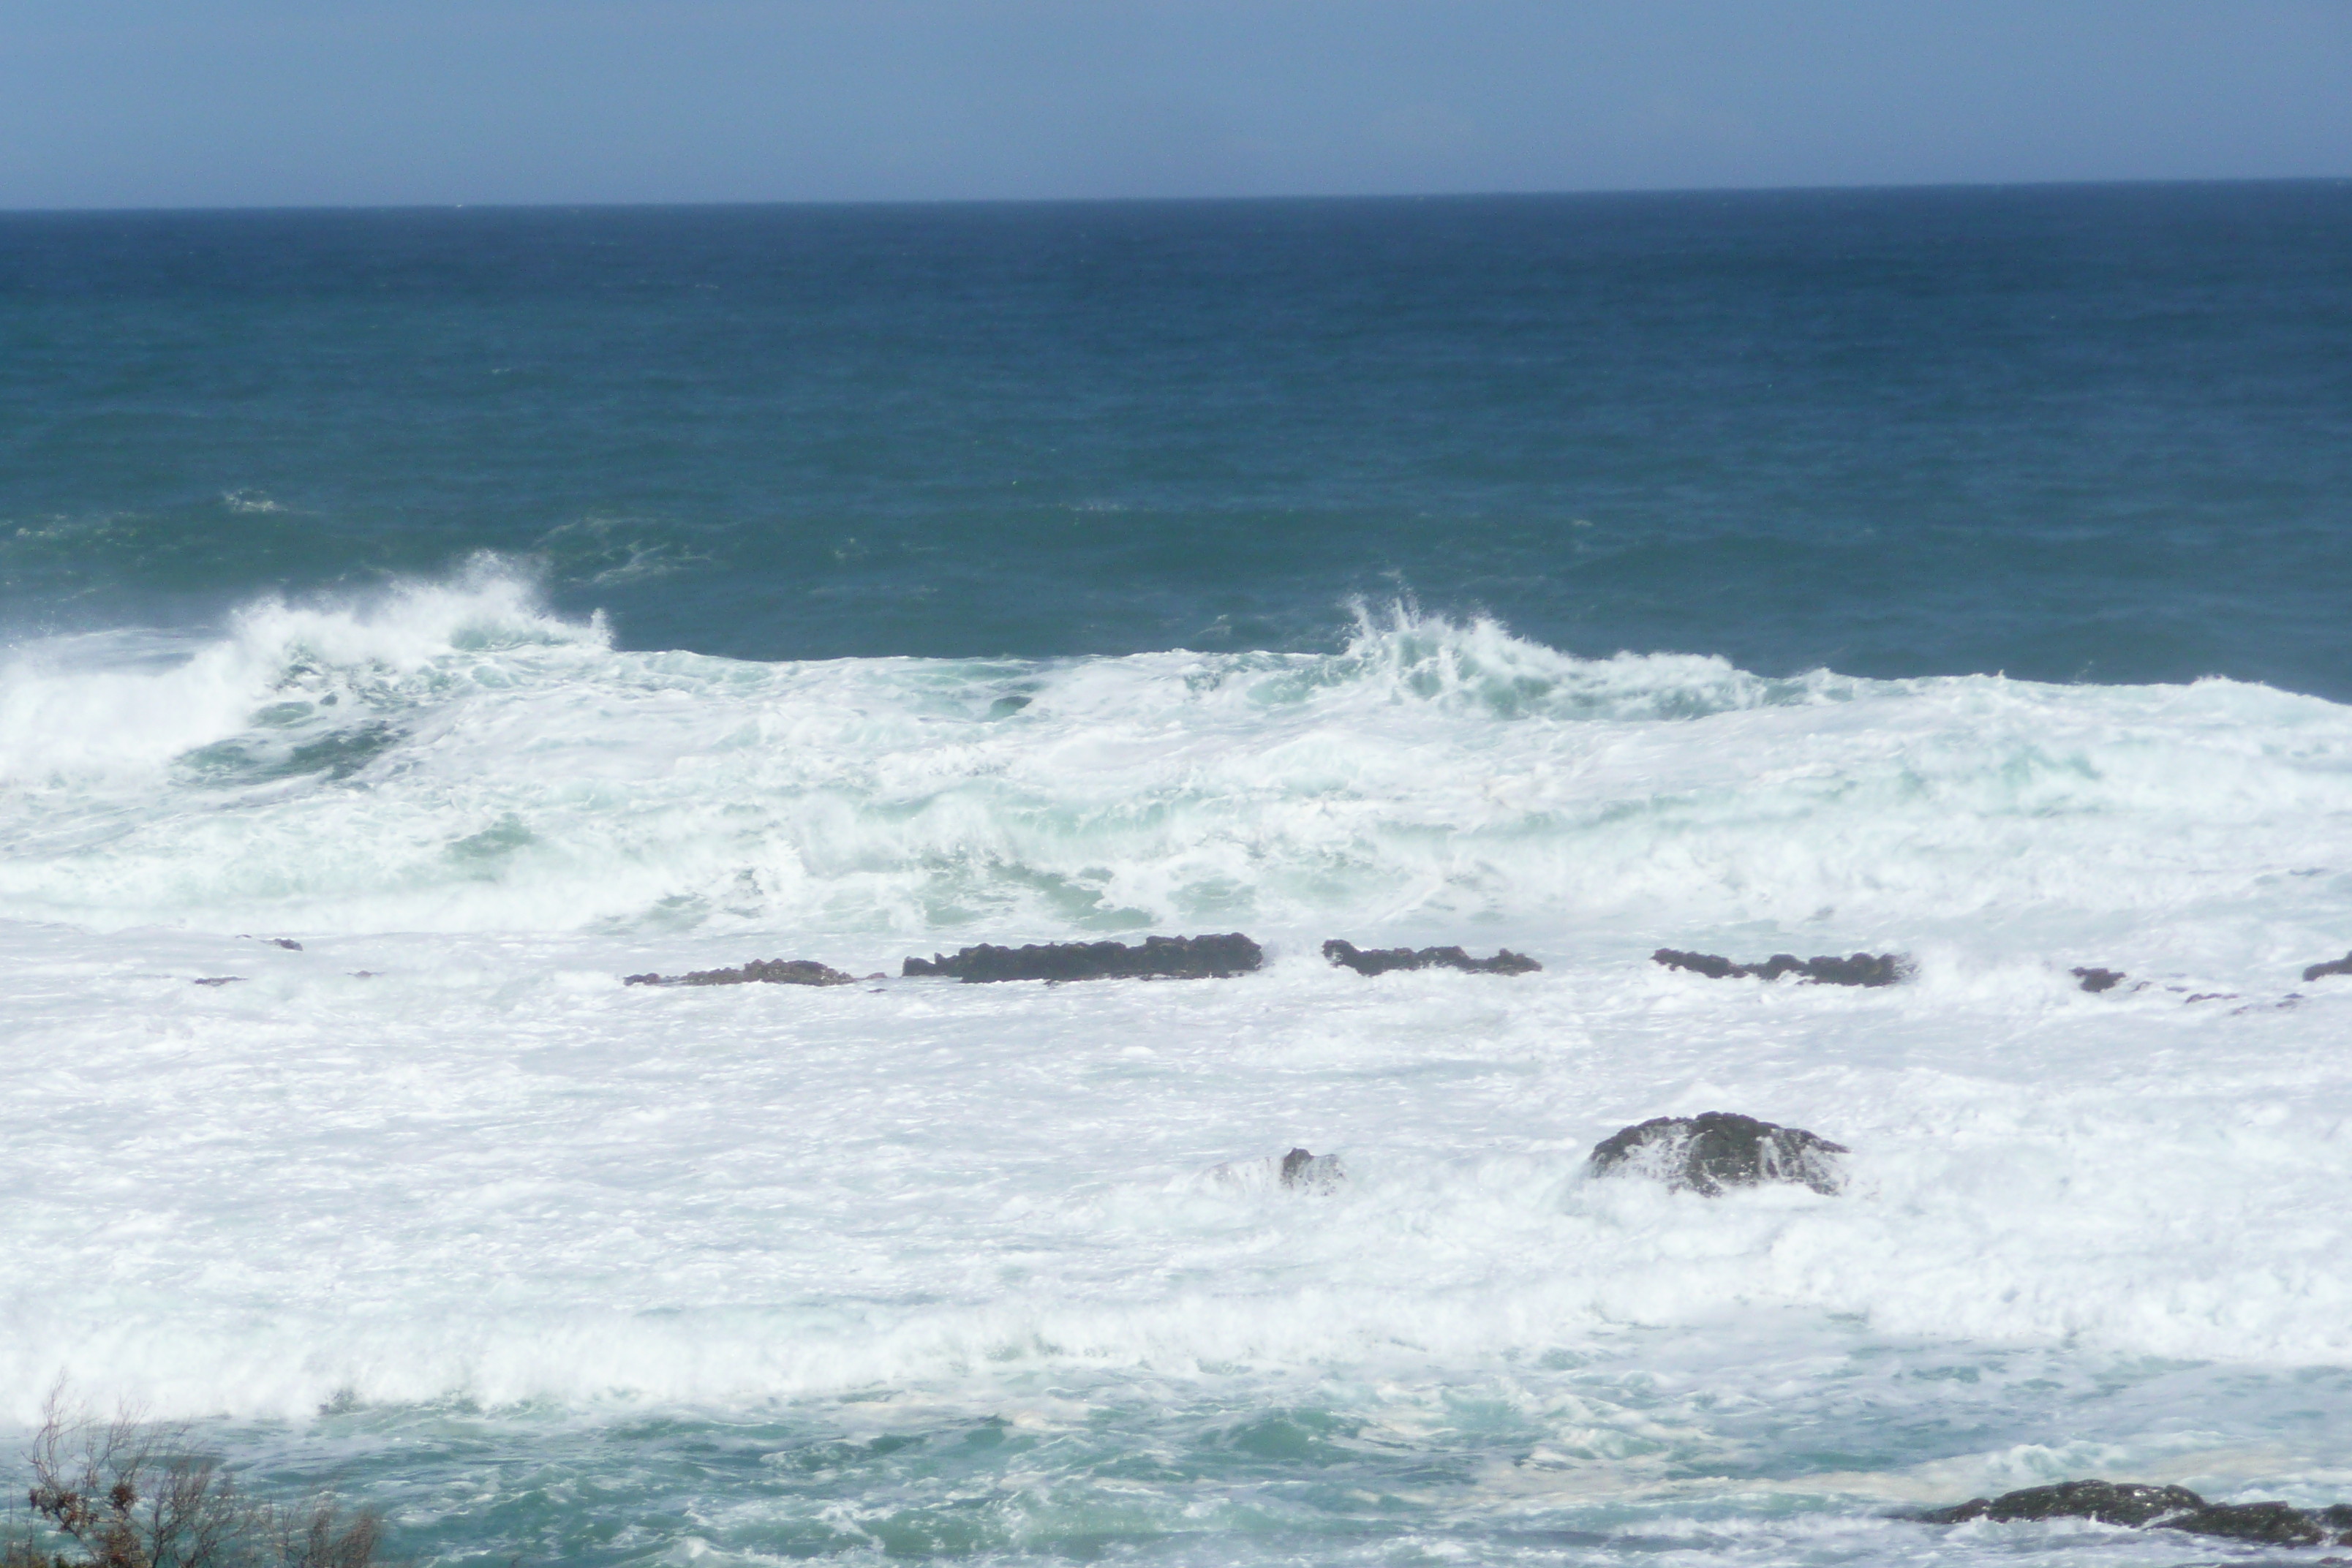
[
  {"xmin": 5, "ymin": 570, "xmax": 2352, "ymax": 1561},
  {"xmin": 4, "ymin": 568, "xmax": 2349, "ymax": 956}
]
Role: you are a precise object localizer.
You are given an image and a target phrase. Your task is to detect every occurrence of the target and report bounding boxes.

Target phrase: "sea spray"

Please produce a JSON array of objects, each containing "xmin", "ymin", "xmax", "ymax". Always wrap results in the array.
[{"xmin": 5, "ymin": 571, "xmax": 2351, "ymax": 956}]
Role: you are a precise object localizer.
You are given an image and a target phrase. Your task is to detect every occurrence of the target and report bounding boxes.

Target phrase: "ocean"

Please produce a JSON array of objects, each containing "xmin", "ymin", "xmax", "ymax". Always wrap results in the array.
[{"xmin": 3, "ymin": 182, "xmax": 2351, "ymax": 1567}]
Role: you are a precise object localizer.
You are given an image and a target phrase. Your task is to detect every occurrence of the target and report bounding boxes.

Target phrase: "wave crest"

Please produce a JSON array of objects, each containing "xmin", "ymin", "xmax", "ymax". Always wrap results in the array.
[
  {"xmin": 0, "ymin": 557, "xmax": 604, "ymax": 788},
  {"xmin": 4, "ymin": 584, "xmax": 2348, "ymax": 941}
]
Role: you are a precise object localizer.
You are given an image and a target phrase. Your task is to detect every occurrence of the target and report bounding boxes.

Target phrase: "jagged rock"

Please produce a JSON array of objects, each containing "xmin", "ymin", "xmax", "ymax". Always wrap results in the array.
[
  {"xmin": 2071, "ymin": 966, "xmax": 2126, "ymax": 992},
  {"xmin": 239, "ymin": 935, "xmax": 304, "ymax": 951},
  {"xmin": 2161, "ymin": 1501, "xmax": 2329, "ymax": 1545},
  {"xmin": 1652, "ymin": 948, "xmax": 1908, "ymax": 987},
  {"xmin": 1279, "ymin": 1147, "xmax": 1346, "ymax": 1193},
  {"xmin": 1921, "ymin": 1481, "xmax": 2350, "ymax": 1546},
  {"xmin": 901, "ymin": 933, "xmax": 1262, "ymax": 983},
  {"xmin": 1923, "ymin": 1480, "xmax": 2204, "ymax": 1527},
  {"xmin": 1588, "ymin": 1112, "xmax": 1847, "ymax": 1196},
  {"xmin": 2304, "ymin": 950, "xmax": 2352, "ymax": 982},
  {"xmin": 624, "ymin": 959, "xmax": 858, "ymax": 987},
  {"xmin": 1322, "ymin": 940, "xmax": 1539, "ymax": 976}
]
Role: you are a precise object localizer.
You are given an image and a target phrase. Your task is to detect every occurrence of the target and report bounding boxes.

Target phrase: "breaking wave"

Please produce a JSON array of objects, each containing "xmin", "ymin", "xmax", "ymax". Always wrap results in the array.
[{"xmin": 4, "ymin": 563, "xmax": 2351, "ymax": 944}]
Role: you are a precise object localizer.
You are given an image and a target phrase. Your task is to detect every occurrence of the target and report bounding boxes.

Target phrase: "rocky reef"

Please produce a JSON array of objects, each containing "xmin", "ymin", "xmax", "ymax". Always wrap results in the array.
[
  {"xmin": 625, "ymin": 959, "xmax": 859, "ymax": 987},
  {"xmin": 902, "ymin": 933, "xmax": 1263, "ymax": 982},
  {"xmin": 1921, "ymin": 1480, "xmax": 2352, "ymax": 1546},
  {"xmin": 1321, "ymin": 940, "xmax": 1540, "ymax": 976},
  {"xmin": 1651, "ymin": 948, "xmax": 1908, "ymax": 987},
  {"xmin": 2304, "ymin": 949, "xmax": 2352, "ymax": 982}
]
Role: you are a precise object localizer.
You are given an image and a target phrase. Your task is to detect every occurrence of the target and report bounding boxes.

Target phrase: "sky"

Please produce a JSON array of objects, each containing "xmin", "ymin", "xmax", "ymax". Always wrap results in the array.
[{"xmin": 1, "ymin": 1, "xmax": 2348, "ymax": 209}]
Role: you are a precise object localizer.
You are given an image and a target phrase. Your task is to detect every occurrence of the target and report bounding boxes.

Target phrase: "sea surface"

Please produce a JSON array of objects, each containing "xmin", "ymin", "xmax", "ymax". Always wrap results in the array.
[{"xmin": 4, "ymin": 183, "xmax": 2352, "ymax": 1567}]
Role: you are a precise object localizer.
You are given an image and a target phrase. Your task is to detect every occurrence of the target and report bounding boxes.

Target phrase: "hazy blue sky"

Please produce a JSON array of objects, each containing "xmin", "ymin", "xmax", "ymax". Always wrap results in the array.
[{"xmin": 3, "ymin": 1, "xmax": 2347, "ymax": 209}]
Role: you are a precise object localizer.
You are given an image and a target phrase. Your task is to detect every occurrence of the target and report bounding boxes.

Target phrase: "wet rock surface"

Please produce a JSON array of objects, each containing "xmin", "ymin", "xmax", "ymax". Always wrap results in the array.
[
  {"xmin": 2304, "ymin": 949, "xmax": 2352, "ymax": 982},
  {"xmin": 1278, "ymin": 1147, "xmax": 1346, "ymax": 1193},
  {"xmin": 1923, "ymin": 1481, "xmax": 2206, "ymax": 1528},
  {"xmin": 902, "ymin": 933, "xmax": 1263, "ymax": 982},
  {"xmin": 1922, "ymin": 1481, "xmax": 2352, "ymax": 1545},
  {"xmin": 1321, "ymin": 940, "xmax": 1540, "ymax": 976},
  {"xmin": 625, "ymin": 959, "xmax": 859, "ymax": 987},
  {"xmin": 1651, "ymin": 948, "xmax": 1908, "ymax": 987},
  {"xmin": 1588, "ymin": 1112, "xmax": 1847, "ymax": 1196}
]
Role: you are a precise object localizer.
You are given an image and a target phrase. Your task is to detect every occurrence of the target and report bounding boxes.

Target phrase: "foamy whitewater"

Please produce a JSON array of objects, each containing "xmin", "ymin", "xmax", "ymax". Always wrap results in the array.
[
  {"xmin": 7, "ymin": 568, "xmax": 2352, "ymax": 1564},
  {"xmin": 8, "ymin": 187, "xmax": 2352, "ymax": 1565}
]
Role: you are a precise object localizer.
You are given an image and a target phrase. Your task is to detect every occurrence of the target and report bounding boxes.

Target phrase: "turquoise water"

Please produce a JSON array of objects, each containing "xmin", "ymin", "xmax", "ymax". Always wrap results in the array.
[{"xmin": 198, "ymin": 1339, "xmax": 2352, "ymax": 1565}]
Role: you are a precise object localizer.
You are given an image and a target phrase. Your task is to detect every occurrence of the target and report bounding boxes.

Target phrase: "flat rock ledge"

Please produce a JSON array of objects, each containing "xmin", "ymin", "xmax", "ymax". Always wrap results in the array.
[
  {"xmin": 2304, "ymin": 949, "xmax": 2352, "ymax": 982},
  {"xmin": 902, "ymin": 933, "xmax": 1263, "ymax": 983},
  {"xmin": 625, "ymin": 959, "xmax": 859, "ymax": 987},
  {"xmin": 1589, "ymin": 1112, "xmax": 1847, "ymax": 1196},
  {"xmin": 1653, "ymin": 948, "xmax": 1909, "ymax": 987},
  {"xmin": 1921, "ymin": 1480, "xmax": 2352, "ymax": 1547},
  {"xmin": 1322, "ymin": 940, "xmax": 1540, "ymax": 976}
]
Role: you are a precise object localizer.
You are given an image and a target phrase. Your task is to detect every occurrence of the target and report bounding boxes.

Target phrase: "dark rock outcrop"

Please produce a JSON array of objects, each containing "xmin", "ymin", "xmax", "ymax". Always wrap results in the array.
[
  {"xmin": 1588, "ymin": 1112, "xmax": 1847, "ymax": 1196},
  {"xmin": 1322, "ymin": 940, "xmax": 1539, "ymax": 976},
  {"xmin": 1652, "ymin": 949, "xmax": 1908, "ymax": 987},
  {"xmin": 1923, "ymin": 1481, "xmax": 2204, "ymax": 1528},
  {"xmin": 191, "ymin": 976, "xmax": 245, "ymax": 987},
  {"xmin": 1279, "ymin": 1147, "xmax": 1346, "ymax": 1193},
  {"xmin": 625, "ymin": 959, "xmax": 858, "ymax": 987},
  {"xmin": 901, "ymin": 933, "xmax": 1262, "ymax": 983},
  {"xmin": 2304, "ymin": 950, "xmax": 2352, "ymax": 982},
  {"xmin": 2070, "ymin": 966, "xmax": 2126, "ymax": 992},
  {"xmin": 1921, "ymin": 1481, "xmax": 2350, "ymax": 1546},
  {"xmin": 2163, "ymin": 1501, "xmax": 2331, "ymax": 1545}
]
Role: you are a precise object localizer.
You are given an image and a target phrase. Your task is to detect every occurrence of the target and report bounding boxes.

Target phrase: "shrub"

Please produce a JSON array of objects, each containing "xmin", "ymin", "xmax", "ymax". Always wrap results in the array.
[{"xmin": 2, "ymin": 1393, "xmax": 380, "ymax": 1568}]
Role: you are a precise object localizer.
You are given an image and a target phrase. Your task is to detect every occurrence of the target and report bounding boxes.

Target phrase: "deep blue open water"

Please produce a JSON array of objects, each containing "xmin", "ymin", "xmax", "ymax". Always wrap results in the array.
[{"xmin": 6, "ymin": 182, "xmax": 2349, "ymax": 692}]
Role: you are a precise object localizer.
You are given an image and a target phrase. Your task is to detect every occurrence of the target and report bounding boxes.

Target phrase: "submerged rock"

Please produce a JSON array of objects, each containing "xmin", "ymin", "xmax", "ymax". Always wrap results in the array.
[
  {"xmin": 1651, "ymin": 948, "xmax": 1909, "ymax": 987},
  {"xmin": 1588, "ymin": 1112, "xmax": 1847, "ymax": 1196},
  {"xmin": 1321, "ymin": 940, "xmax": 1539, "ymax": 976},
  {"xmin": 901, "ymin": 933, "xmax": 1263, "ymax": 983},
  {"xmin": 2304, "ymin": 949, "xmax": 2352, "ymax": 982},
  {"xmin": 1922, "ymin": 1481, "xmax": 2350, "ymax": 1546},
  {"xmin": 1279, "ymin": 1147, "xmax": 1346, "ymax": 1193},
  {"xmin": 624, "ymin": 959, "xmax": 859, "ymax": 987},
  {"xmin": 1202, "ymin": 1146, "xmax": 1346, "ymax": 1194},
  {"xmin": 2070, "ymin": 965, "xmax": 2127, "ymax": 992}
]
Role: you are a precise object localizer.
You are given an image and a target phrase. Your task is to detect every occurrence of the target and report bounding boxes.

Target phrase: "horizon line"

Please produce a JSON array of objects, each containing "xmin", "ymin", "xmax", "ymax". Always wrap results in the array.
[{"xmin": 4, "ymin": 173, "xmax": 2347, "ymax": 220}]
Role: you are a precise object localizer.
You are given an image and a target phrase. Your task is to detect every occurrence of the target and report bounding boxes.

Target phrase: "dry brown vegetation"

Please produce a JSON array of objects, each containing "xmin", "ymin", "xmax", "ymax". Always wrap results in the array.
[{"xmin": 3, "ymin": 1394, "xmax": 381, "ymax": 1568}]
